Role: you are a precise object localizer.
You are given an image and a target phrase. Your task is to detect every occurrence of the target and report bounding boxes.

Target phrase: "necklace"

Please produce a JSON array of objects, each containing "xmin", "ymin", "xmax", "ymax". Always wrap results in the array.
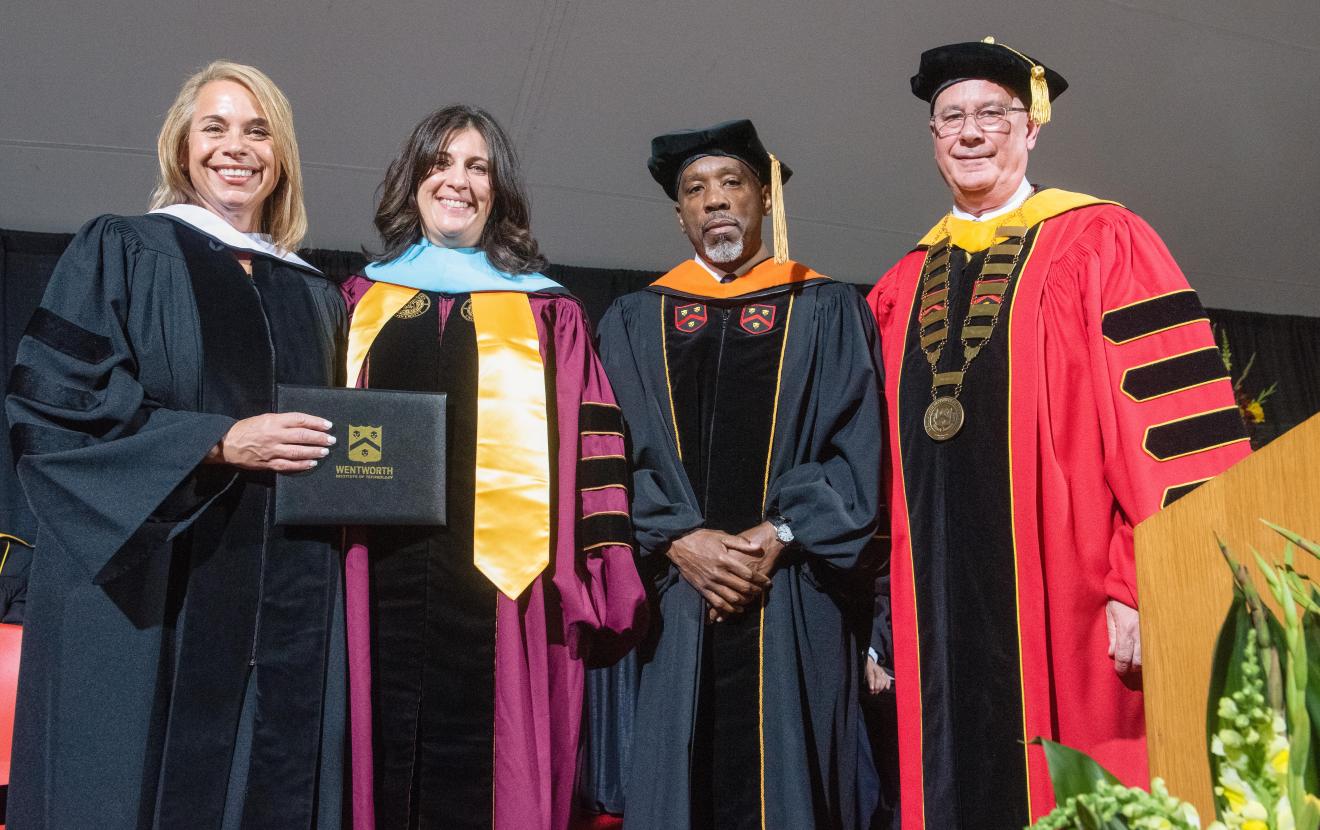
[{"xmin": 917, "ymin": 213, "xmax": 1029, "ymax": 441}]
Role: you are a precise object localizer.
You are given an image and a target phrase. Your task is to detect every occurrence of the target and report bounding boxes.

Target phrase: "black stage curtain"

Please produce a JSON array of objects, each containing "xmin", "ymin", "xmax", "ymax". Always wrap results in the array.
[
  {"xmin": 3, "ymin": 227, "xmax": 1317, "ymax": 540},
  {"xmin": 1, "ymin": 230, "xmax": 73, "ymax": 542},
  {"xmin": 1209, "ymin": 308, "xmax": 1320, "ymax": 449}
]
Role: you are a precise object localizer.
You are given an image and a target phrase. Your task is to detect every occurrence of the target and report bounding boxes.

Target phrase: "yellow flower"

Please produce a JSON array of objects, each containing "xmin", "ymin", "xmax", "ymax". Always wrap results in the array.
[
  {"xmin": 1275, "ymin": 794, "xmax": 1295, "ymax": 830},
  {"xmin": 1243, "ymin": 800, "xmax": 1268, "ymax": 820},
  {"xmin": 1217, "ymin": 784, "xmax": 1245, "ymax": 812},
  {"xmin": 1217, "ymin": 768, "xmax": 1252, "ymax": 812},
  {"xmin": 1242, "ymin": 821, "xmax": 1267, "ymax": 830},
  {"xmin": 1270, "ymin": 745, "xmax": 1289, "ymax": 774},
  {"xmin": 1244, "ymin": 401, "xmax": 1264, "ymax": 423}
]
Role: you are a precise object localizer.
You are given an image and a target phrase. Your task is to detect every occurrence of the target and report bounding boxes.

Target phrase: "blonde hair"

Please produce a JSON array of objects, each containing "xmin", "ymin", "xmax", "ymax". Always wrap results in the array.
[{"xmin": 150, "ymin": 60, "xmax": 307, "ymax": 252}]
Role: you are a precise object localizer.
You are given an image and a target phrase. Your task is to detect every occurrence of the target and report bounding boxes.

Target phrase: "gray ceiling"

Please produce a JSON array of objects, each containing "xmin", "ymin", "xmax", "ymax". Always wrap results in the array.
[{"xmin": 3, "ymin": 0, "xmax": 1317, "ymax": 315}]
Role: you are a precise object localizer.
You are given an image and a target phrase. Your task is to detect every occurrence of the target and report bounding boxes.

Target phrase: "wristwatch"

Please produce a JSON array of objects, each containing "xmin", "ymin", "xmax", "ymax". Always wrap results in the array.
[{"xmin": 768, "ymin": 515, "xmax": 794, "ymax": 545}]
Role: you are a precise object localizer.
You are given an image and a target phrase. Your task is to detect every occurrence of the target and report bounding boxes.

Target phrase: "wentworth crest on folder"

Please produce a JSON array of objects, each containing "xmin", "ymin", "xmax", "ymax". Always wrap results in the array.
[{"xmin": 349, "ymin": 425, "xmax": 382, "ymax": 463}]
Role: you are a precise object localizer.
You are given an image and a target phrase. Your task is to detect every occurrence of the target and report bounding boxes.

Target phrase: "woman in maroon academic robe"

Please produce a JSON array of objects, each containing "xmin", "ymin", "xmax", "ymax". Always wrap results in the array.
[{"xmin": 342, "ymin": 105, "xmax": 647, "ymax": 830}]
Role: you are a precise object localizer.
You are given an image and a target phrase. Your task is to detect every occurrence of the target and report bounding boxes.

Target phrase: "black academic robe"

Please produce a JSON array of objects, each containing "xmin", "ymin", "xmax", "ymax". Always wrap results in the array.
[
  {"xmin": 4, "ymin": 214, "xmax": 347, "ymax": 830},
  {"xmin": 596, "ymin": 260, "xmax": 884, "ymax": 830}
]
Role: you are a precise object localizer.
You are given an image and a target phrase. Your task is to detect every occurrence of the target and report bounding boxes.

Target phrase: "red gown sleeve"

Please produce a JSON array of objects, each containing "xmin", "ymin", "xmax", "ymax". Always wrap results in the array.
[
  {"xmin": 1058, "ymin": 208, "xmax": 1250, "ymax": 607},
  {"xmin": 866, "ymin": 256, "xmax": 909, "ymax": 332}
]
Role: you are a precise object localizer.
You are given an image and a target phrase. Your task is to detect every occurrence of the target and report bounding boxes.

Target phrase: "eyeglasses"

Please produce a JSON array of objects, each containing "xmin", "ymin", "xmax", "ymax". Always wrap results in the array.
[{"xmin": 931, "ymin": 106, "xmax": 1028, "ymax": 138}]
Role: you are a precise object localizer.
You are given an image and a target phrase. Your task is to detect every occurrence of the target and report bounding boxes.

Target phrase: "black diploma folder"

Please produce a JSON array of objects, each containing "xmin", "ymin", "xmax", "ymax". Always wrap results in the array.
[{"xmin": 274, "ymin": 385, "xmax": 447, "ymax": 526}]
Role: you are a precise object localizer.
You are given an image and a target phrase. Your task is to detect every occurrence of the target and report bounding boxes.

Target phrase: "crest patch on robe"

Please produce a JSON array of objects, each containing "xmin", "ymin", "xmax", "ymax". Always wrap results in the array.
[
  {"xmin": 740, "ymin": 305, "xmax": 776, "ymax": 334},
  {"xmin": 394, "ymin": 292, "xmax": 431, "ymax": 319},
  {"xmin": 674, "ymin": 303, "xmax": 707, "ymax": 332}
]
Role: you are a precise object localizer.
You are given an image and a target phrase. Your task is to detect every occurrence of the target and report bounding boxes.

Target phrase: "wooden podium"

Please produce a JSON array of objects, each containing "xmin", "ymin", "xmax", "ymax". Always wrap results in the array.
[{"xmin": 1136, "ymin": 412, "xmax": 1320, "ymax": 819}]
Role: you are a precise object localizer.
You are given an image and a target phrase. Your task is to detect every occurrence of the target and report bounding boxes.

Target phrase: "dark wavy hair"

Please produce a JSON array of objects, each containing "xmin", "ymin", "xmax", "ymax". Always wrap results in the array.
[{"xmin": 372, "ymin": 104, "xmax": 547, "ymax": 274}]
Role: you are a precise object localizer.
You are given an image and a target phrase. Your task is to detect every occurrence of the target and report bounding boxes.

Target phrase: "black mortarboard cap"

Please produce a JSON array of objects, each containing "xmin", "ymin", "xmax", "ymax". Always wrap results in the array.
[
  {"xmin": 910, "ymin": 37, "xmax": 1068, "ymax": 125},
  {"xmin": 647, "ymin": 119, "xmax": 792, "ymax": 202}
]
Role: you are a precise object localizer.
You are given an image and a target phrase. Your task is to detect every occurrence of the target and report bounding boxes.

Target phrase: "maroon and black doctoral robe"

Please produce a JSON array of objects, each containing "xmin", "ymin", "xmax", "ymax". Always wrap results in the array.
[{"xmin": 340, "ymin": 277, "xmax": 647, "ymax": 830}]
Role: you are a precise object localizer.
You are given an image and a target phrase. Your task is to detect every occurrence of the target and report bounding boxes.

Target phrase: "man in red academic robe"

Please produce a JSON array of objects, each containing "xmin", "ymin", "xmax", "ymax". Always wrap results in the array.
[{"xmin": 867, "ymin": 38, "xmax": 1252, "ymax": 830}]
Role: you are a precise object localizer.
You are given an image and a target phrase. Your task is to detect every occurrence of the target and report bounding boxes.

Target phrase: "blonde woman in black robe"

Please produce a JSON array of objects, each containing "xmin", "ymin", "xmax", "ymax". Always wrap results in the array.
[{"xmin": 4, "ymin": 61, "xmax": 346, "ymax": 829}]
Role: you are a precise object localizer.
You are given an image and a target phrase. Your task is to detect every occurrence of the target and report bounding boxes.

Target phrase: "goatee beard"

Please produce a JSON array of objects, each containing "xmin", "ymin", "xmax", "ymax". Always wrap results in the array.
[{"xmin": 704, "ymin": 237, "xmax": 744, "ymax": 265}]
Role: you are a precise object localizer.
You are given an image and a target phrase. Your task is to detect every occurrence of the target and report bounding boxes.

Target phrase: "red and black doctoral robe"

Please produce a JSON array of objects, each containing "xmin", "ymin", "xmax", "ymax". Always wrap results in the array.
[{"xmin": 867, "ymin": 189, "xmax": 1251, "ymax": 829}]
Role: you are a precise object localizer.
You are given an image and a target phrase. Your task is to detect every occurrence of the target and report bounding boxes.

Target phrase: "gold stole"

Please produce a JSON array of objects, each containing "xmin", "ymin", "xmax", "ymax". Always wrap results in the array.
[{"xmin": 347, "ymin": 283, "xmax": 551, "ymax": 599}]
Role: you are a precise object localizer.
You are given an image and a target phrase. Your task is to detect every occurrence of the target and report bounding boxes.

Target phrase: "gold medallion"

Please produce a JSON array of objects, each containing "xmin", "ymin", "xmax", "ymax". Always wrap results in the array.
[
  {"xmin": 924, "ymin": 396, "xmax": 965, "ymax": 441},
  {"xmin": 460, "ymin": 298, "xmax": 474, "ymax": 321},
  {"xmin": 394, "ymin": 292, "xmax": 431, "ymax": 319}
]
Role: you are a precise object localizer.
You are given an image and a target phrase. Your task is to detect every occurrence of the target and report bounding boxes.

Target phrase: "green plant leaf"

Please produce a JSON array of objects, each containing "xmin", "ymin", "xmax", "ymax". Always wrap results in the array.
[
  {"xmin": 1286, "ymin": 570, "xmax": 1320, "ymax": 615},
  {"xmin": 1255, "ymin": 550, "xmax": 1283, "ymax": 594},
  {"xmin": 1267, "ymin": 611, "xmax": 1289, "ymax": 717},
  {"xmin": 1075, "ymin": 799, "xmax": 1101, "ymax": 830},
  {"xmin": 1305, "ymin": 612, "xmax": 1320, "ymax": 791},
  {"xmin": 1031, "ymin": 738, "xmax": 1119, "ymax": 804},
  {"xmin": 1206, "ymin": 593, "xmax": 1252, "ymax": 796},
  {"xmin": 1298, "ymin": 794, "xmax": 1320, "ymax": 830},
  {"xmin": 1264, "ymin": 520, "xmax": 1320, "ymax": 561}
]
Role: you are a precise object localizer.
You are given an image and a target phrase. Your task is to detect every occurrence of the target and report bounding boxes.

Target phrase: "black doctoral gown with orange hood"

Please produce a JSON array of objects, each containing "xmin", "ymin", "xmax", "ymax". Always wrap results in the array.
[{"xmin": 597, "ymin": 257, "xmax": 886, "ymax": 830}]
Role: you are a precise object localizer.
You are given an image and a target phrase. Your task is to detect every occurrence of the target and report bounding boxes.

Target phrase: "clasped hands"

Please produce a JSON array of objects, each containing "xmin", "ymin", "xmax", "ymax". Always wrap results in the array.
[{"xmin": 667, "ymin": 522, "xmax": 786, "ymax": 623}]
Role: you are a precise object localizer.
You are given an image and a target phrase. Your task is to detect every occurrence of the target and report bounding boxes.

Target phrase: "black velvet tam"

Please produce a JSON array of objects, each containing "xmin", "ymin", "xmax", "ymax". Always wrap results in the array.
[
  {"xmin": 910, "ymin": 40, "xmax": 1068, "ymax": 106},
  {"xmin": 647, "ymin": 118, "xmax": 792, "ymax": 201}
]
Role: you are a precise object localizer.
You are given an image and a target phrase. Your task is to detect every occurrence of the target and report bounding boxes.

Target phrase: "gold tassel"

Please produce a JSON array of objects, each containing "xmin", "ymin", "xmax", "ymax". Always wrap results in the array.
[
  {"xmin": 1029, "ymin": 65, "xmax": 1051, "ymax": 126},
  {"xmin": 769, "ymin": 153, "xmax": 789, "ymax": 265},
  {"xmin": 986, "ymin": 37, "xmax": 1052, "ymax": 126}
]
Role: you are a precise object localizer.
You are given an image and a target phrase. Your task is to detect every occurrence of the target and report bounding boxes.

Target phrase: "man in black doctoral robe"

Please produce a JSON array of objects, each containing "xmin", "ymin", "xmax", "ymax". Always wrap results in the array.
[
  {"xmin": 596, "ymin": 119, "xmax": 886, "ymax": 830},
  {"xmin": 5, "ymin": 208, "xmax": 347, "ymax": 829}
]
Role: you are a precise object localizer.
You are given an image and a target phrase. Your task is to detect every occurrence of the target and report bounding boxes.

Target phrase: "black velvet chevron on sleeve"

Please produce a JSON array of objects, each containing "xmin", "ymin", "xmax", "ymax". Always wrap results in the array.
[
  {"xmin": 1121, "ymin": 347, "xmax": 1228, "ymax": 401},
  {"xmin": 579, "ymin": 511, "xmax": 632, "ymax": 551},
  {"xmin": 579, "ymin": 455, "xmax": 628, "ymax": 490},
  {"xmin": 8, "ymin": 364, "xmax": 98, "ymax": 411},
  {"xmin": 1160, "ymin": 479, "xmax": 1211, "ymax": 508},
  {"xmin": 10, "ymin": 421, "xmax": 92, "ymax": 456},
  {"xmin": 1101, "ymin": 290, "xmax": 1207, "ymax": 344},
  {"xmin": 1143, "ymin": 407, "xmax": 1248, "ymax": 461},
  {"xmin": 24, "ymin": 307, "xmax": 114, "ymax": 364},
  {"xmin": 580, "ymin": 402, "xmax": 624, "ymax": 435}
]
